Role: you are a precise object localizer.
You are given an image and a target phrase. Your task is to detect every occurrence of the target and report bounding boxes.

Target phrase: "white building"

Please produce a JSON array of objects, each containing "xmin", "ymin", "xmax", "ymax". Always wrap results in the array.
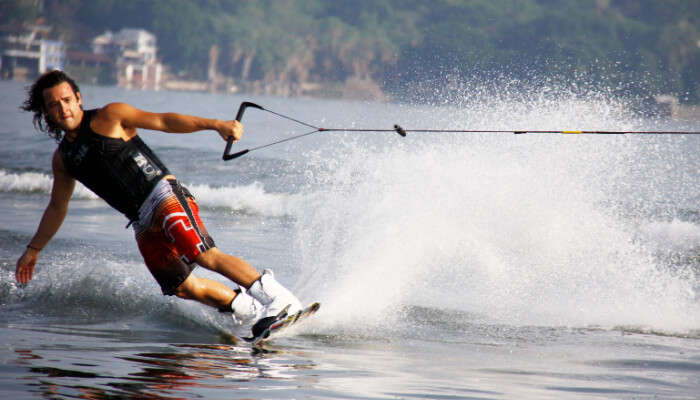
[
  {"xmin": 92, "ymin": 28, "xmax": 162, "ymax": 90},
  {"xmin": 1, "ymin": 25, "xmax": 65, "ymax": 80}
]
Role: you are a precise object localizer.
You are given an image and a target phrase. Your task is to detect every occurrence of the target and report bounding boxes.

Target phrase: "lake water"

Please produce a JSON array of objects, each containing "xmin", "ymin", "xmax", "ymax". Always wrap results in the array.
[{"xmin": 1, "ymin": 79, "xmax": 699, "ymax": 399}]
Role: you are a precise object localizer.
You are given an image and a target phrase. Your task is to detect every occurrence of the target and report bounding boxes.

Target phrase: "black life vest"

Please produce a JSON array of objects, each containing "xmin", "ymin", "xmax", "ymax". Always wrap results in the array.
[{"xmin": 58, "ymin": 109, "xmax": 170, "ymax": 221}]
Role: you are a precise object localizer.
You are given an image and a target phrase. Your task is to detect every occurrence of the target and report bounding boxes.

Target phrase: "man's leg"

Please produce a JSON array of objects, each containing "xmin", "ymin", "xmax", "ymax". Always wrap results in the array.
[
  {"xmin": 173, "ymin": 267, "xmax": 263, "ymax": 325},
  {"xmin": 194, "ymin": 247, "xmax": 260, "ymax": 289},
  {"xmin": 195, "ymin": 247, "xmax": 302, "ymax": 318},
  {"xmin": 173, "ymin": 273, "xmax": 235, "ymax": 310}
]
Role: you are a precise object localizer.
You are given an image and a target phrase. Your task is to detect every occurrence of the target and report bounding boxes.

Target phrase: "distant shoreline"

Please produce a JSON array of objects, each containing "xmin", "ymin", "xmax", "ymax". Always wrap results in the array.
[{"xmin": 3, "ymin": 77, "xmax": 698, "ymax": 121}]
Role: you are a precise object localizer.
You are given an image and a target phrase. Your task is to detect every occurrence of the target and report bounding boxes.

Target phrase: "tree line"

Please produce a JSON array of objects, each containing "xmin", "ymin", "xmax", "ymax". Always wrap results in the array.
[{"xmin": 3, "ymin": 0, "xmax": 698, "ymax": 102}]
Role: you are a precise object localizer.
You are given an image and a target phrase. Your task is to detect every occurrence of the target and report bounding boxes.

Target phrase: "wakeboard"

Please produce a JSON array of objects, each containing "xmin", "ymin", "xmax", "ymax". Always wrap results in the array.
[{"xmin": 244, "ymin": 302, "xmax": 320, "ymax": 346}]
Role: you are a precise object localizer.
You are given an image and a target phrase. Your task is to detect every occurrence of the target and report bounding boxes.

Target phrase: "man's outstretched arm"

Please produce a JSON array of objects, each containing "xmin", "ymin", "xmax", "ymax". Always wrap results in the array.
[
  {"xmin": 93, "ymin": 102, "xmax": 243, "ymax": 142},
  {"xmin": 16, "ymin": 151, "xmax": 76, "ymax": 284}
]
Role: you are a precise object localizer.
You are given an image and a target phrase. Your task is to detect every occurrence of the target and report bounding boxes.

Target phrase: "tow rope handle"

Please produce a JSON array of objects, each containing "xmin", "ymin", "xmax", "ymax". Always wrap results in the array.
[{"xmin": 222, "ymin": 101, "xmax": 264, "ymax": 161}]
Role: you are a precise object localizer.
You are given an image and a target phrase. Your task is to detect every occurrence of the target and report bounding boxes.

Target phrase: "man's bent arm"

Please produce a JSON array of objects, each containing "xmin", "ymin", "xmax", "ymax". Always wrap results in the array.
[{"xmin": 16, "ymin": 151, "xmax": 75, "ymax": 284}]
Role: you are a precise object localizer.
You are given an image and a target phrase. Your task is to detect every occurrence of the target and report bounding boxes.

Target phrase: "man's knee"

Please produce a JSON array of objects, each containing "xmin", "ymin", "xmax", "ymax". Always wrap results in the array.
[
  {"xmin": 194, "ymin": 247, "xmax": 221, "ymax": 270},
  {"xmin": 173, "ymin": 274, "xmax": 197, "ymax": 299}
]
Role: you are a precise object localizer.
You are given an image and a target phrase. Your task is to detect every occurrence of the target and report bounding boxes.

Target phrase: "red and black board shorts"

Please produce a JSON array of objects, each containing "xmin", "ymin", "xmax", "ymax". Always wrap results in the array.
[{"xmin": 134, "ymin": 179, "xmax": 215, "ymax": 295}]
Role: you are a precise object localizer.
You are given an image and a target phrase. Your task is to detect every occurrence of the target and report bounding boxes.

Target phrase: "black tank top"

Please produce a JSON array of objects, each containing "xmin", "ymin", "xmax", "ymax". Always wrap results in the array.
[{"xmin": 58, "ymin": 109, "xmax": 170, "ymax": 221}]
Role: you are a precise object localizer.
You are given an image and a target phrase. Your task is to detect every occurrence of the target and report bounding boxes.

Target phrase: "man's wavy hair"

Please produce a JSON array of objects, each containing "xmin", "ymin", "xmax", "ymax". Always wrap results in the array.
[{"xmin": 21, "ymin": 70, "xmax": 81, "ymax": 141}]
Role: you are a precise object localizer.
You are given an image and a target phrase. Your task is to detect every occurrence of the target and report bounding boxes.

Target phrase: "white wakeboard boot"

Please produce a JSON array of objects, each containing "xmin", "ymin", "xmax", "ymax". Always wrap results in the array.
[
  {"xmin": 229, "ymin": 288, "xmax": 263, "ymax": 326},
  {"xmin": 246, "ymin": 269, "xmax": 302, "ymax": 337}
]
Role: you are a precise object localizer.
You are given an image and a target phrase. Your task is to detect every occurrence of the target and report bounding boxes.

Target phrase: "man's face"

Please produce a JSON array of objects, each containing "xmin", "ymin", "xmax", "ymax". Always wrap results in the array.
[{"xmin": 42, "ymin": 81, "xmax": 83, "ymax": 132}]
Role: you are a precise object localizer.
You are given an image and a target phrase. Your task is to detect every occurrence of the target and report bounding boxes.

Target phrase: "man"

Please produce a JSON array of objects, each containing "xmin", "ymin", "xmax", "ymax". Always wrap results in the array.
[{"xmin": 16, "ymin": 70, "xmax": 302, "ymax": 334}]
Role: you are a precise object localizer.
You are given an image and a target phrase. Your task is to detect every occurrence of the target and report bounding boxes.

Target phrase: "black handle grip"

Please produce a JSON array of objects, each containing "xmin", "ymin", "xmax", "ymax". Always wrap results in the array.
[
  {"xmin": 226, "ymin": 149, "xmax": 250, "ymax": 160},
  {"xmin": 223, "ymin": 101, "xmax": 264, "ymax": 161}
]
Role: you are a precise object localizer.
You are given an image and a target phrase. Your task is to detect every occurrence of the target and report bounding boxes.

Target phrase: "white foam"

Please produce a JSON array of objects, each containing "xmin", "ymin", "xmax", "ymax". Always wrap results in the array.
[
  {"xmin": 0, "ymin": 169, "xmax": 98, "ymax": 199},
  {"xmin": 0, "ymin": 169, "xmax": 52, "ymax": 193},
  {"xmin": 292, "ymin": 90, "xmax": 700, "ymax": 334},
  {"xmin": 185, "ymin": 181, "xmax": 299, "ymax": 217},
  {"xmin": 0, "ymin": 170, "xmax": 297, "ymax": 217},
  {"xmin": 640, "ymin": 219, "xmax": 700, "ymax": 252}
]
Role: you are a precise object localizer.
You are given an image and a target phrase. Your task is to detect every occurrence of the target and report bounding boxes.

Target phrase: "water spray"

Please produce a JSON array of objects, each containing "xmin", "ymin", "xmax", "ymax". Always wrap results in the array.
[{"xmin": 222, "ymin": 101, "xmax": 700, "ymax": 161}]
